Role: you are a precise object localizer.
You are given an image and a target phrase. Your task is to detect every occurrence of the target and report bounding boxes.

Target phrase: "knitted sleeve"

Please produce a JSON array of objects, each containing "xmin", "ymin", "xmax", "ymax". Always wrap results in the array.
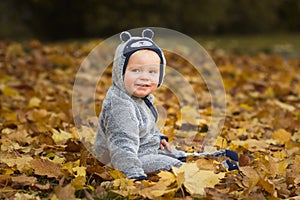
[
  {"xmin": 153, "ymin": 126, "xmax": 168, "ymax": 142},
  {"xmin": 104, "ymin": 98, "xmax": 147, "ymax": 179}
]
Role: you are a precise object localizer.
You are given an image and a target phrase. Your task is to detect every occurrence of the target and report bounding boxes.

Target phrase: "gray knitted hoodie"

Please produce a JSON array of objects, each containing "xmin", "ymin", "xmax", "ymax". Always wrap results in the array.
[{"xmin": 94, "ymin": 29, "xmax": 184, "ymax": 179}]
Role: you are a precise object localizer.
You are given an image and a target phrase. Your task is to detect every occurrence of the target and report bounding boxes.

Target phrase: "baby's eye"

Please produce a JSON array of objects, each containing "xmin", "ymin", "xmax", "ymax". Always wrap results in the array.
[
  {"xmin": 149, "ymin": 70, "xmax": 158, "ymax": 74},
  {"xmin": 131, "ymin": 69, "xmax": 140, "ymax": 72}
]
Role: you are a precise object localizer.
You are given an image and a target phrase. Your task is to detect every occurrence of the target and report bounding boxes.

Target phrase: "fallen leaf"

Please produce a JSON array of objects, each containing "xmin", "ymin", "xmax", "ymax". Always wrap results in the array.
[
  {"xmin": 28, "ymin": 97, "xmax": 42, "ymax": 108},
  {"xmin": 109, "ymin": 169, "xmax": 126, "ymax": 180},
  {"xmin": 0, "ymin": 153, "xmax": 33, "ymax": 172},
  {"xmin": 1, "ymin": 86, "xmax": 19, "ymax": 97},
  {"xmin": 71, "ymin": 175, "xmax": 86, "ymax": 190},
  {"xmin": 54, "ymin": 184, "xmax": 76, "ymax": 200},
  {"xmin": 240, "ymin": 166, "xmax": 260, "ymax": 195},
  {"xmin": 231, "ymin": 139, "xmax": 269, "ymax": 152},
  {"xmin": 272, "ymin": 129, "xmax": 291, "ymax": 144},
  {"xmin": 138, "ymin": 171, "xmax": 178, "ymax": 199},
  {"xmin": 275, "ymin": 160, "xmax": 288, "ymax": 176},
  {"xmin": 173, "ymin": 162, "xmax": 225, "ymax": 197},
  {"xmin": 11, "ymin": 175, "xmax": 37, "ymax": 186},
  {"xmin": 51, "ymin": 128, "xmax": 72, "ymax": 145},
  {"xmin": 273, "ymin": 99, "xmax": 295, "ymax": 112},
  {"xmin": 258, "ymin": 178, "xmax": 276, "ymax": 197},
  {"xmin": 29, "ymin": 158, "xmax": 63, "ymax": 178},
  {"xmin": 34, "ymin": 183, "xmax": 51, "ymax": 190}
]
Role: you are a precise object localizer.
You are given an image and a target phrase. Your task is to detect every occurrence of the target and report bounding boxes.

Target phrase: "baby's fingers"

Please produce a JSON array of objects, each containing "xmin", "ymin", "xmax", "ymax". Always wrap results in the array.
[{"xmin": 159, "ymin": 143, "xmax": 165, "ymax": 150}]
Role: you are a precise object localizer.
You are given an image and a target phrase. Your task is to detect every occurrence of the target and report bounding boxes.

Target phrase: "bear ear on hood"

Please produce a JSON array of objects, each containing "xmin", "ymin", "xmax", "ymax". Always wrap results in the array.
[
  {"xmin": 142, "ymin": 29, "xmax": 154, "ymax": 39},
  {"xmin": 120, "ymin": 31, "xmax": 131, "ymax": 42}
]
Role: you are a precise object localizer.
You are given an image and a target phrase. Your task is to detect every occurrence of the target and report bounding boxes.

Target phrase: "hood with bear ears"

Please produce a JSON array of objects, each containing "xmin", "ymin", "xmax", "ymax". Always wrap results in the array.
[{"xmin": 112, "ymin": 29, "xmax": 166, "ymax": 93}]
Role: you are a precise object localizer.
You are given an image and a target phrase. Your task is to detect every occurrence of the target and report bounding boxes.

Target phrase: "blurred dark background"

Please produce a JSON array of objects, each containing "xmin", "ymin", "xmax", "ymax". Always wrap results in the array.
[{"xmin": 1, "ymin": 0, "xmax": 300, "ymax": 41}]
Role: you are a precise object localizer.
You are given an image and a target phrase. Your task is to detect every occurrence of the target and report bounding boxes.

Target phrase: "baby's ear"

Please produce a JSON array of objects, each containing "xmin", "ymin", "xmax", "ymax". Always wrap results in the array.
[
  {"xmin": 120, "ymin": 31, "xmax": 131, "ymax": 42},
  {"xmin": 142, "ymin": 29, "xmax": 154, "ymax": 39}
]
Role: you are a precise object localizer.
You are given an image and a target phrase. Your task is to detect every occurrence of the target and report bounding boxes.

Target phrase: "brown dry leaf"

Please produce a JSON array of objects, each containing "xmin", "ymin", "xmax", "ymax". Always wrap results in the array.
[
  {"xmin": 0, "ymin": 137, "xmax": 23, "ymax": 152},
  {"xmin": 0, "ymin": 153, "xmax": 33, "ymax": 172},
  {"xmin": 54, "ymin": 184, "xmax": 76, "ymax": 200},
  {"xmin": 34, "ymin": 183, "xmax": 51, "ymax": 190},
  {"xmin": 173, "ymin": 162, "xmax": 225, "ymax": 197},
  {"xmin": 29, "ymin": 157, "xmax": 63, "ymax": 178},
  {"xmin": 240, "ymin": 166, "xmax": 260, "ymax": 195},
  {"xmin": 0, "ymin": 174, "xmax": 12, "ymax": 185},
  {"xmin": 87, "ymin": 165, "xmax": 113, "ymax": 181},
  {"xmin": 294, "ymin": 155, "xmax": 300, "ymax": 172},
  {"xmin": 258, "ymin": 178, "xmax": 276, "ymax": 197},
  {"xmin": 2, "ymin": 38, "xmax": 300, "ymax": 199},
  {"xmin": 294, "ymin": 174, "xmax": 300, "ymax": 185},
  {"xmin": 11, "ymin": 175, "xmax": 37, "ymax": 186},
  {"xmin": 196, "ymin": 158, "xmax": 215, "ymax": 170}
]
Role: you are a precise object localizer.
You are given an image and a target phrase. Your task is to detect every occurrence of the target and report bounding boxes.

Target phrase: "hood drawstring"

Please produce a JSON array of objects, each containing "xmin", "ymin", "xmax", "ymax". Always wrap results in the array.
[{"xmin": 142, "ymin": 96, "xmax": 158, "ymax": 122}]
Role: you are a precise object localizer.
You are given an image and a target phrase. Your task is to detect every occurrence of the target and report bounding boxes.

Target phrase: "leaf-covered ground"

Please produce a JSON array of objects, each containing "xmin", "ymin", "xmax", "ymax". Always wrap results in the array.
[{"xmin": 1, "ymin": 39, "xmax": 300, "ymax": 199}]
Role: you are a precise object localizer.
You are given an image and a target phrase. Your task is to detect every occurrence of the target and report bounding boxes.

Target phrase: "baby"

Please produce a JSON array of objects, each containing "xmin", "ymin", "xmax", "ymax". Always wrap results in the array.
[{"xmin": 94, "ymin": 29, "xmax": 186, "ymax": 180}]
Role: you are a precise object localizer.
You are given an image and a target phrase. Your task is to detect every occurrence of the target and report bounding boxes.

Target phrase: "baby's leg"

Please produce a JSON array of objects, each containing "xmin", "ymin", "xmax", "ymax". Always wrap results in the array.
[{"xmin": 139, "ymin": 154, "xmax": 183, "ymax": 173}]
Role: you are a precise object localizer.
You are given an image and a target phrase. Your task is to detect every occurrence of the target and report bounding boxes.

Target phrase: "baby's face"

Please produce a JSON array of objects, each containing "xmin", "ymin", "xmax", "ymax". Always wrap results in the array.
[{"xmin": 124, "ymin": 50, "xmax": 160, "ymax": 98}]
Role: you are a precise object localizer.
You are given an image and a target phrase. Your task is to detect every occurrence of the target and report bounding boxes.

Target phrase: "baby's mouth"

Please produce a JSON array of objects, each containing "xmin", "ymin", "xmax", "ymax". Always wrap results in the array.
[{"xmin": 136, "ymin": 83, "xmax": 151, "ymax": 87}]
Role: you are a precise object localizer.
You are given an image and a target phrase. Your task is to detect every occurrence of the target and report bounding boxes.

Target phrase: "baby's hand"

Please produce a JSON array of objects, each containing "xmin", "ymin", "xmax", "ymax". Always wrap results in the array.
[{"xmin": 160, "ymin": 139, "xmax": 172, "ymax": 153}]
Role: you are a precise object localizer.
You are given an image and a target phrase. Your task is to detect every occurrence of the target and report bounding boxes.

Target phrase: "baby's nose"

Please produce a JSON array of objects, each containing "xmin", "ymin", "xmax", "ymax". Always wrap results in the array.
[{"xmin": 139, "ymin": 71, "xmax": 150, "ymax": 80}]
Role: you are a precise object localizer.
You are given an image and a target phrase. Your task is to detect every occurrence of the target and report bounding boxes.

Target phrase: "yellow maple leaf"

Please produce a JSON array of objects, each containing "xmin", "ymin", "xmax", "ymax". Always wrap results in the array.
[
  {"xmin": 258, "ymin": 178, "xmax": 276, "ymax": 197},
  {"xmin": 173, "ymin": 162, "xmax": 225, "ymax": 197},
  {"xmin": 75, "ymin": 126, "xmax": 96, "ymax": 145},
  {"xmin": 109, "ymin": 169, "xmax": 126, "ymax": 179},
  {"xmin": 112, "ymin": 178, "xmax": 136, "ymax": 197},
  {"xmin": 214, "ymin": 136, "xmax": 228, "ymax": 148},
  {"xmin": 272, "ymin": 129, "xmax": 291, "ymax": 144},
  {"xmin": 51, "ymin": 128, "xmax": 72, "ymax": 145},
  {"xmin": 71, "ymin": 175, "xmax": 86, "ymax": 190},
  {"xmin": 2, "ymin": 86, "xmax": 19, "ymax": 97},
  {"xmin": 157, "ymin": 170, "xmax": 177, "ymax": 186},
  {"xmin": 28, "ymin": 97, "xmax": 41, "ymax": 108},
  {"xmin": 275, "ymin": 160, "xmax": 288, "ymax": 176},
  {"xmin": 137, "ymin": 171, "xmax": 178, "ymax": 199},
  {"xmin": 72, "ymin": 166, "xmax": 86, "ymax": 177}
]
